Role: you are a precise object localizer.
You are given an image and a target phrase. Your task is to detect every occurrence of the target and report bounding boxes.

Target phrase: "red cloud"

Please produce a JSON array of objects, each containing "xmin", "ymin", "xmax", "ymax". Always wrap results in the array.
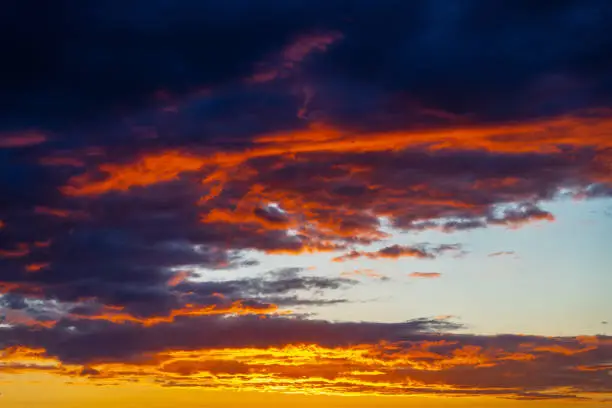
[
  {"xmin": 24, "ymin": 263, "xmax": 50, "ymax": 273},
  {"xmin": 0, "ymin": 243, "xmax": 30, "ymax": 258},
  {"xmin": 247, "ymin": 32, "xmax": 343, "ymax": 84},
  {"xmin": 0, "ymin": 130, "xmax": 47, "ymax": 148}
]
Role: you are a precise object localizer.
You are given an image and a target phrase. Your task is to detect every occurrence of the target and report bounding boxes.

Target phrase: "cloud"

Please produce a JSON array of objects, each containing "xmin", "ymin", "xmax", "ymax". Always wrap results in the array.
[
  {"xmin": 0, "ymin": 265, "xmax": 356, "ymax": 329},
  {"xmin": 1, "ymin": 315, "xmax": 459, "ymax": 363},
  {"xmin": 0, "ymin": 4, "xmax": 609, "ymax": 305},
  {"xmin": 340, "ymin": 269, "xmax": 389, "ymax": 281},
  {"xmin": 33, "ymin": 206, "xmax": 87, "ymax": 219},
  {"xmin": 24, "ymin": 263, "xmax": 50, "ymax": 273},
  {"xmin": 62, "ymin": 151, "xmax": 208, "ymax": 196},
  {"xmin": 3, "ymin": 1, "xmax": 612, "ymax": 132},
  {"xmin": 434, "ymin": 315, "xmax": 457, "ymax": 320},
  {"xmin": 67, "ymin": 300, "xmax": 284, "ymax": 327},
  {"xmin": 1, "ymin": 321, "xmax": 611, "ymax": 400},
  {"xmin": 488, "ymin": 251, "xmax": 516, "ymax": 257},
  {"xmin": 247, "ymin": 32, "xmax": 343, "ymax": 84},
  {"xmin": 333, "ymin": 244, "xmax": 461, "ymax": 262},
  {"xmin": 1, "ymin": 1, "xmax": 612, "ymax": 402},
  {"xmin": 40, "ymin": 115, "xmax": 609, "ymax": 265},
  {"xmin": 488, "ymin": 202, "xmax": 555, "ymax": 229},
  {"xmin": 0, "ymin": 131, "xmax": 47, "ymax": 148},
  {"xmin": 408, "ymin": 272, "xmax": 442, "ymax": 279},
  {"xmin": 0, "ymin": 244, "xmax": 30, "ymax": 259}
]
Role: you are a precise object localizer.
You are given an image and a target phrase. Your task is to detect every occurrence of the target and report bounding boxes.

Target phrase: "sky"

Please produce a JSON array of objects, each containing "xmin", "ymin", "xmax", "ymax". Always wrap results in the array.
[{"xmin": 1, "ymin": 0, "xmax": 612, "ymax": 406}]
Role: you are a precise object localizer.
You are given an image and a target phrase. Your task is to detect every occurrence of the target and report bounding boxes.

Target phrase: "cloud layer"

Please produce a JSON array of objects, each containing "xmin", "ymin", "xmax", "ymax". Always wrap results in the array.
[
  {"xmin": 2, "ymin": 0, "xmax": 612, "ymax": 402},
  {"xmin": 1, "ymin": 320, "xmax": 611, "ymax": 399}
]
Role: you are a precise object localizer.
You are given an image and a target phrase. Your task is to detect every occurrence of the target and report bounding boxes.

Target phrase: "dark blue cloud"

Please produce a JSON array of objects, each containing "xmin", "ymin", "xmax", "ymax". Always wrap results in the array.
[
  {"xmin": 1, "ymin": 0, "xmax": 340, "ymax": 132},
  {"xmin": 3, "ymin": 0, "xmax": 612, "ymax": 135},
  {"xmin": 1, "ymin": 0, "xmax": 611, "ymax": 368},
  {"xmin": 306, "ymin": 0, "xmax": 612, "ymax": 124}
]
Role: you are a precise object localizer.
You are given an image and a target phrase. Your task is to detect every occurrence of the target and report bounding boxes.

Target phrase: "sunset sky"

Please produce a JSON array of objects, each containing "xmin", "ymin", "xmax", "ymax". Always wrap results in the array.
[{"xmin": 1, "ymin": 1, "xmax": 612, "ymax": 406}]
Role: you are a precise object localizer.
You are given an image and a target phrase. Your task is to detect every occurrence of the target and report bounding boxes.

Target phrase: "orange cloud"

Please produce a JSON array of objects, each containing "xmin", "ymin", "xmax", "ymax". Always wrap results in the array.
[
  {"xmin": 0, "ymin": 310, "xmax": 56, "ymax": 329},
  {"xmin": 522, "ymin": 343, "xmax": 597, "ymax": 356},
  {"xmin": 63, "ymin": 151, "xmax": 208, "ymax": 196},
  {"xmin": 340, "ymin": 269, "xmax": 388, "ymax": 280},
  {"xmin": 167, "ymin": 271, "xmax": 191, "ymax": 287},
  {"xmin": 575, "ymin": 363, "xmax": 612, "ymax": 372},
  {"xmin": 409, "ymin": 272, "xmax": 441, "ymax": 279},
  {"xmin": 55, "ymin": 111, "xmax": 612, "ymax": 259},
  {"xmin": 33, "ymin": 240, "xmax": 52, "ymax": 248},
  {"xmin": 2, "ymin": 338, "xmax": 607, "ymax": 400},
  {"xmin": 0, "ymin": 282, "xmax": 38, "ymax": 294},
  {"xmin": 0, "ymin": 243, "xmax": 30, "ymax": 258},
  {"xmin": 69, "ymin": 301, "xmax": 287, "ymax": 327},
  {"xmin": 434, "ymin": 315, "xmax": 457, "ymax": 320},
  {"xmin": 24, "ymin": 263, "xmax": 50, "ymax": 273},
  {"xmin": 250, "ymin": 110, "xmax": 612, "ymax": 156},
  {"xmin": 0, "ymin": 346, "xmax": 52, "ymax": 365},
  {"xmin": 34, "ymin": 206, "xmax": 86, "ymax": 218},
  {"xmin": 64, "ymin": 112, "xmax": 612, "ymax": 196}
]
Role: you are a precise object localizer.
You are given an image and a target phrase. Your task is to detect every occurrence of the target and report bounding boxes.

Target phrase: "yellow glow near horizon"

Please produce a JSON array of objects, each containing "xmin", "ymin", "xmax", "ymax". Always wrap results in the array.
[{"xmin": 2, "ymin": 373, "xmax": 607, "ymax": 408}]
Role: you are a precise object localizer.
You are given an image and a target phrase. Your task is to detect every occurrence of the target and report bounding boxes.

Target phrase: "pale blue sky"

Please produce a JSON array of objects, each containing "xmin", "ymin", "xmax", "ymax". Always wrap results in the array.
[{"xmin": 224, "ymin": 197, "xmax": 612, "ymax": 336}]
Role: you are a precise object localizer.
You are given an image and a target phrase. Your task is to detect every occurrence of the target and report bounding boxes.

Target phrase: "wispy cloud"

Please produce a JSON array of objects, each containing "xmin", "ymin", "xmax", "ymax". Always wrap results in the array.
[
  {"xmin": 0, "ymin": 131, "xmax": 46, "ymax": 148},
  {"xmin": 2, "ymin": 325, "xmax": 611, "ymax": 401},
  {"xmin": 333, "ymin": 244, "xmax": 461, "ymax": 262},
  {"xmin": 488, "ymin": 251, "xmax": 516, "ymax": 257},
  {"xmin": 340, "ymin": 269, "xmax": 389, "ymax": 280},
  {"xmin": 408, "ymin": 272, "xmax": 442, "ymax": 279}
]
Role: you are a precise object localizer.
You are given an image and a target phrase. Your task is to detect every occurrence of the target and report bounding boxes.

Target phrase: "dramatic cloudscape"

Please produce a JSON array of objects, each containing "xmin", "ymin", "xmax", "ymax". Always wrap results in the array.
[{"xmin": 1, "ymin": 1, "xmax": 612, "ymax": 407}]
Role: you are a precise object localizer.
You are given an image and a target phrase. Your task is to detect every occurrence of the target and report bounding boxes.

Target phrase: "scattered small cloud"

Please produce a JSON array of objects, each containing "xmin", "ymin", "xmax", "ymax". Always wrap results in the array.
[
  {"xmin": 24, "ymin": 263, "xmax": 50, "ymax": 273},
  {"xmin": 333, "ymin": 244, "xmax": 462, "ymax": 262},
  {"xmin": 409, "ymin": 272, "xmax": 442, "ymax": 279},
  {"xmin": 435, "ymin": 315, "xmax": 457, "ymax": 320},
  {"xmin": 340, "ymin": 269, "xmax": 389, "ymax": 281},
  {"xmin": 488, "ymin": 251, "xmax": 517, "ymax": 257},
  {"xmin": 0, "ymin": 130, "xmax": 47, "ymax": 148}
]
